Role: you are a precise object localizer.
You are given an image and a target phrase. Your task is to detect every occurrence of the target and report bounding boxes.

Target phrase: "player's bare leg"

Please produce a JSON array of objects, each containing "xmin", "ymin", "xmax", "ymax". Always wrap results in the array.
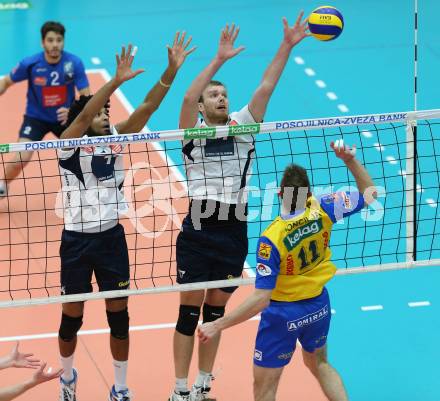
[
  {"xmin": 174, "ymin": 290, "xmax": 205, "ymax": 377},
  {"xmin": 58, "ymin": 301, "xmax": 84, "ymax": 401},
  {"xmin": 253, "ymin": 365, "xmax": 284, "ymax": 401},
  {"xmin": 170, "ymin": 289, "xmax": 204, "ymax": 400},
  {"xmin": 106, "ymin": 297, "xmax": 132, "ymax": 400},
  {"xmin": 189, "ymin": 288, "xmax": 232, "ymax": 400},
  {"xmin": 198, "ymin": 288, "xmax": 232, "ymax": 372},
  {"xmin": 302, "ymin": 345, "xmax": 349, "ymax": 401}
]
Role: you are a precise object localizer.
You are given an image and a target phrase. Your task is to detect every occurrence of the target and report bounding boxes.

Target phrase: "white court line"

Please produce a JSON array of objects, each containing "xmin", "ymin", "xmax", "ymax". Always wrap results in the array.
[
  {"xmin": 361, "ymin": 305, "xmax": 383, "ymax": 311},
  {"xmin": 294, "ymin": 56, "xmax": 305, "ymax": 65},
  {"xmin": 326, "ymin": 92, "xmax": 338, "ymax": 100},
  {"xmin": 337, "ymin": 104, "xmax": 349, "ymax": 113},
  {"xmin": 304, "ymin": 68, "xmax": 316, "ymax": 77},
  {"xmin": 386, "ymin": 156, "xmax": 398, "ymax": 165},
  {"xmin": 315, "ymin": 80, "xmax": 326, "ymax": 88},
  {"xmin": 0, "ymin": 316, "xmax": 261, "ymax": 343},
  {"xmin": 426, "ymin": 198, "xmax": 437, "ymax": 208},
  {"xmin": 408, "ymin": 301, "xmax": 431, "ymax": 307},
  {"xmin": 373, "ymin": 143, "xmax": 385, "ymax": 152}
]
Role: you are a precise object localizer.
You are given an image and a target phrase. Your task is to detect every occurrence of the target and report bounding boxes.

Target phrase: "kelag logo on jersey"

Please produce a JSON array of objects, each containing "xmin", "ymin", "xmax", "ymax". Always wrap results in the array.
[
  {"xmin": 228, "ymin": 123, "xmax": 260, "ymax": 137},
  {"xmin": 184, "ymin": 127, "xmax": 216, "ymax": 140},
  {"xmin": 283, "ymin": 220, "xmax": 322, "ymax": 250},
  {"xmin": 0, "ymin": 144, "xmax": 10, "ymax": 153}
]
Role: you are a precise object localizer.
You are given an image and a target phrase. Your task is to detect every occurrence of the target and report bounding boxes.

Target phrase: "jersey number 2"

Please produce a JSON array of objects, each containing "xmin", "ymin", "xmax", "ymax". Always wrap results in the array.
[
  {"xmin": 50, "ymin": 71, "xmax": 60, "ymax": 86},
  {"xmin": 298, "ymin": 240, "xmax": 320, "ymax": 270}
]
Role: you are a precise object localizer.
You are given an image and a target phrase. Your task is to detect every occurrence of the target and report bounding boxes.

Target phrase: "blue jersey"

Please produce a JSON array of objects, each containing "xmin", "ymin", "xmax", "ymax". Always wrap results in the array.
[{"xmin": 9, "ymin": 51, "xmax": 89, "ymax": 123}]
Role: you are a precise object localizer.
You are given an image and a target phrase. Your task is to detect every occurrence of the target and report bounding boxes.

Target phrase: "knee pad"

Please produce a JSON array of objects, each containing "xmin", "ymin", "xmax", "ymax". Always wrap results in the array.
[
  {"xmin": 203, "ymin": 304, "xmax": 225, "ymax": 323},
  {"xmin": 59, "ymin": 314, "xmax": 83, "ymax": 342},
  {"xmin": 106, "ymin": 308, "xmax": 129, "ymax": 340},
  {"xmin": 175, "ymin": 305, "xmax": 201, "ymax": 336}
]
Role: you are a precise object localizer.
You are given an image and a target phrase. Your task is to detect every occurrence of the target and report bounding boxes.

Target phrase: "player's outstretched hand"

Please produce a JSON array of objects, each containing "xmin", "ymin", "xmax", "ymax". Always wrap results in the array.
[
  {"xmin": 167, "ymin": 31, "xmax": 197, "ymax": 70},
  {"xmin": 216, "ymin": 23, "xmax": 245, "ymax": 61},
  {"xmin": 330, "ymin": 139, "xmax": 357, "ymax": 163},
  {"xmin": 6, "ymin": 342, "xmax": 40, "ymax": 370},
  {"xmin": 115, "ymin": 44, "xmax": 145, "ymax": 85},
  {"xmin": 198, "ymin": 322, "xmax": 220, "ymax": 344},
  {"xmin": 30, "ymin": 362, "xmax": 63, "ymax": 386},
  {"xmin": 282, "ymin": 10, "xmax": 311, "ymax": 48}
]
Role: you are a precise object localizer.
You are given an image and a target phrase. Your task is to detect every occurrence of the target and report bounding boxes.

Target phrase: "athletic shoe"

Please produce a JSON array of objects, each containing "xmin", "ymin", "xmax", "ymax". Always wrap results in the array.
[
  {"xmin": 169, "ymin": 390, "xmax": 191, "ymax": 401},
  {"xmin": 190, "ymin": 384, "xmax": 212, "ymax": 401},
  {"xmin": 59, "ymin": 368, "xmax": 78, "ymax": 401},
  {"xmin": 109, "ymin": 385, "xmax": 132, "ymax": 401},
  {"xmin": 0, "ymin": 181, "xmax": 7, "ymax": 197}
]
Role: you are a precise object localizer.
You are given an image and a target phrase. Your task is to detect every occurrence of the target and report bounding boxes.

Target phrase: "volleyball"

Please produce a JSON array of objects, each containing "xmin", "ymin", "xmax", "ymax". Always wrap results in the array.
[{"xmin": 308, "ymin": 6, "xmax": 344, "ymax": 41}]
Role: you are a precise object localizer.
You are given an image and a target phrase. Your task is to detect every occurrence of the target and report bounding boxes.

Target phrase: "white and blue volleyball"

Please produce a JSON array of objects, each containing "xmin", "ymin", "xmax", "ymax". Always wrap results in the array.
[{"xmin": 308, "ymin": 6, "xmax": 344, "ymax": 41}]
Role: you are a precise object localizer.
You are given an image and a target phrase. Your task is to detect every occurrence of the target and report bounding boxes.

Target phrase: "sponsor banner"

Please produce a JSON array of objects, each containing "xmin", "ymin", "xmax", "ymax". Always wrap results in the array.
[
  {"xmin": 274, "ymin": 113, "xmax": 408, "ymax": 130},
  {"xmin": 184, "ymin": 127, "xmax": 216, "ymax": 140},
  {"xmin": 22, "ymin": 132, "xmax": 162, "ymax": 152},
  {"xmin": 228, "ymin": 123, "xmax": 260, "ymax": 136},
  {"xmin": 0, "ymin": 1, "xmax": 30, "ymax": 10}
]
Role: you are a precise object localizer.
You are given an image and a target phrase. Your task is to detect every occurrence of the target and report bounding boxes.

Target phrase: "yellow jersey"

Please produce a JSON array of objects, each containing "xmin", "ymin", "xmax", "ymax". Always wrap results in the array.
[{"xmin": 255, "ymin": 192, "xmax": 364, "ymax": 302}]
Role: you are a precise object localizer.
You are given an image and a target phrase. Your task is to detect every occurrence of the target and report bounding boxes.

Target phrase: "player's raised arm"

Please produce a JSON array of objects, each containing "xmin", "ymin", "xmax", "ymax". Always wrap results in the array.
[
  {"xmin": 330, "ymin": 140, "xmax": 377, "ymax": 205},
  {"xmin": 61, "ymin": 44, "xmax": 144, "ymax": 140},
  {"xmin": 248, "ymin": 11, "xmax": 310, "ymax": 123},
  {"xmin": 179, "ymin": 23, "xmax": 245, "ymax": 129},
  {"xmin": 116, "ymin": 32, "xmax": 196, "ymax": 134}
]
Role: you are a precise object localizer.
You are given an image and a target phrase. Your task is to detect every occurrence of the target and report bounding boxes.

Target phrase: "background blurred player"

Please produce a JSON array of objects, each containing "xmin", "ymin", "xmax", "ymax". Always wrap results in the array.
[
  {"xmin": 0, "ymin": 21, "xmax": 90, "ymax": 196},
  {"xmin": 171, "ymin": 11, "xmax": 310, "ymax": 401},
  {"xmin": 199, "ymin": 140, "xmax": 377, "ymax": 401},
  {"xmin": 56, "ymin": 34, "xmax": 194, "ymax": 401}
]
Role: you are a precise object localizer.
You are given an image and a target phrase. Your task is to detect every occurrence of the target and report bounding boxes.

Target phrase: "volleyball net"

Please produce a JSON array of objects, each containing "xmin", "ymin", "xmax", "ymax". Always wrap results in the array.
[{"xmin": 0, "ymin": 109, "xmax": 439, "ymax": 307}]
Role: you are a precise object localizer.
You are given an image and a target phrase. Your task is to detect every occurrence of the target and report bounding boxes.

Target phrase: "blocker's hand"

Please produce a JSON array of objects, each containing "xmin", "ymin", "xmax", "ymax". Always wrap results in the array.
[{"xmin": 282, "ymin": 10, "xmax": 311, "ymax": 48}]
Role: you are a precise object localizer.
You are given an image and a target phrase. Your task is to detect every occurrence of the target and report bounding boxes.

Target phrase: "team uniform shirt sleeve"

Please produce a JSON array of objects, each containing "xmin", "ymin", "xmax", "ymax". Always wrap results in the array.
[
  {"xmin": 58, "ymin": 147, "xmax": 76, "ymax": 160},
  {"xmin": 9, "ymin": 59, "xmax": 30, "ymax": 83},
  {"xmin": 255, "ymin": 237, "xmax": 280, "ymax": 290},
  {"xmin": 229, "ymin": 105, "xmax": 256, "ymax": 125},
  {"xmin": 73, "ymin": 58, "xmax": 89, "ymax": 91},
  {"xmin": 320, "ymin": 191, "xmax": 365, "ymax": 223}
]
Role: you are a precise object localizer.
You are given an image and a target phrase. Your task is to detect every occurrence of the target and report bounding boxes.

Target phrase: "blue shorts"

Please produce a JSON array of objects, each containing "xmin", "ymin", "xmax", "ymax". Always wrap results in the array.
[
  {"xmin": 60, "ymin": 224, "xmax": 130, "ymax": 295},
  {"xmin": 254, "ymin": 288, "xmax": 331, "ymax": 368},
  {"xmin": 176, "ymin": 215, "xmax": 247, "ymax": 293},
  {"xmin": 19, "ymin": 115, "xmax": 64, "ymax": 141}
]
